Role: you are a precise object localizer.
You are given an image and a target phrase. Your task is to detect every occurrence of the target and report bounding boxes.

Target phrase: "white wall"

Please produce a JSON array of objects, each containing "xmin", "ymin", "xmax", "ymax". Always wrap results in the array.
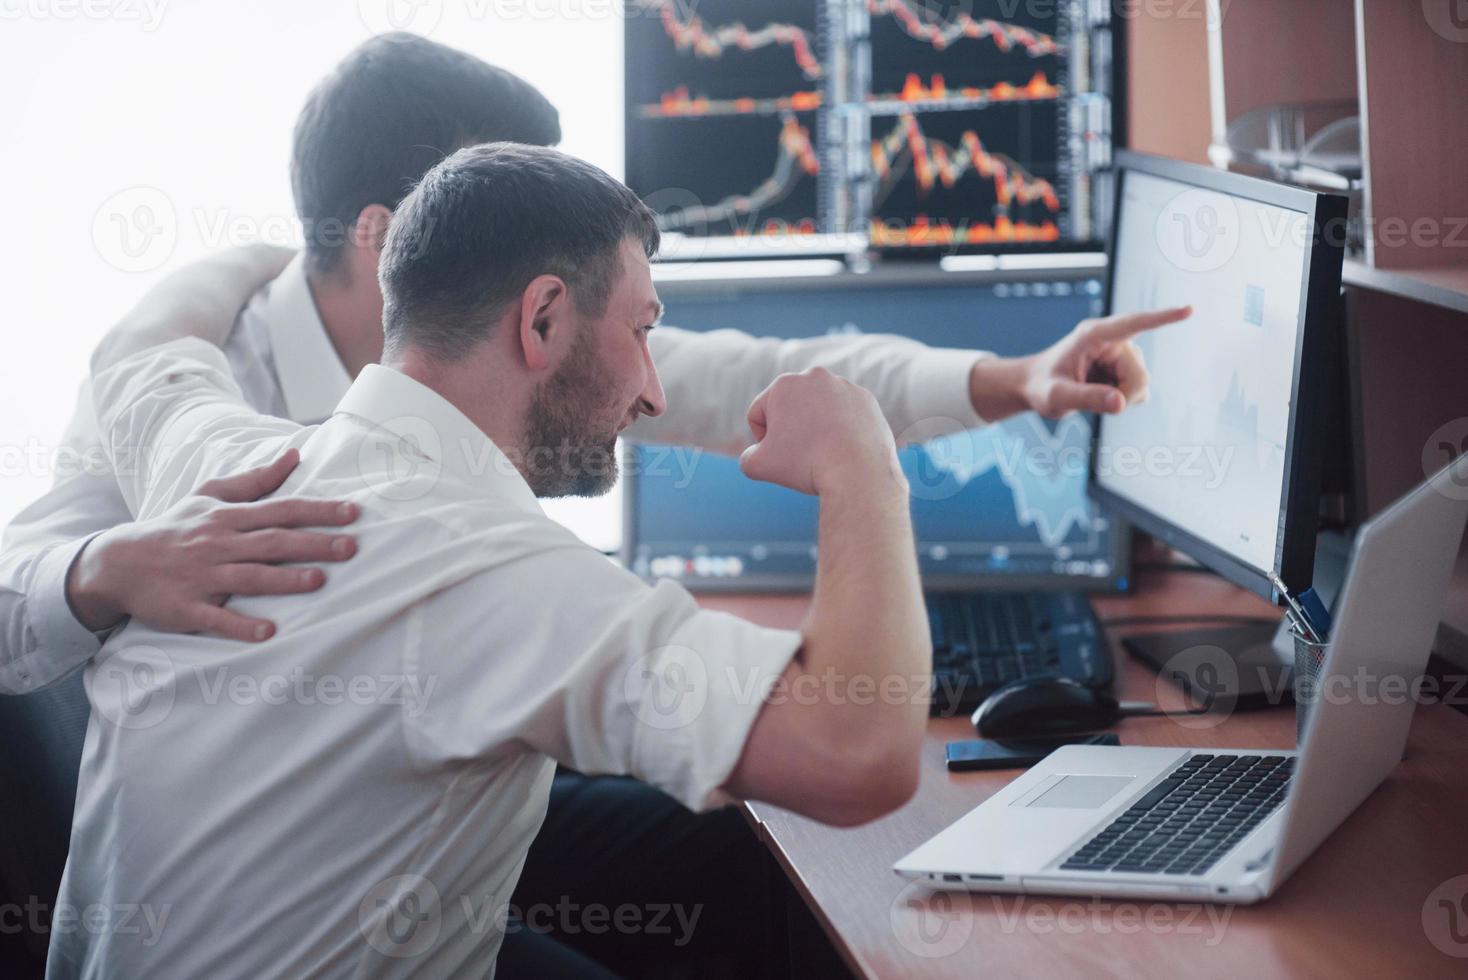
[{"xmin": 0, "ymin": 0, "xmax": 628, "ymax": 545}]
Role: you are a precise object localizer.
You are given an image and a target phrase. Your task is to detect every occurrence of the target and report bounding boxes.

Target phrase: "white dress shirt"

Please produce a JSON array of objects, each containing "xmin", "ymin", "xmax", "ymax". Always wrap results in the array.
[
  {"xmin": 49, "ymin": 339, "xmax": 806, "ymax": 978},
  {"xmin": 0, "ymin": 255, "xmax": 988, "ymax": 694}
]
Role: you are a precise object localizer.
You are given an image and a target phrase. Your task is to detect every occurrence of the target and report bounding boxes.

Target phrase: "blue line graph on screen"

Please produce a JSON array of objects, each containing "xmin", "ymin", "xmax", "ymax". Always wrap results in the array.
[{"xmin": 905, "ymin": 413, "xmax": 1094, "ymax": 548}]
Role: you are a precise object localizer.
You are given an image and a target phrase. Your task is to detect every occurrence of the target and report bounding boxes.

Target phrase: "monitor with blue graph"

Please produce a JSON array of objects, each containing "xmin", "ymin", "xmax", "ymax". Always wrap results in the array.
[{"xmin": 624, "ymin": 265, "xmax": 1130, "ymax": 591}]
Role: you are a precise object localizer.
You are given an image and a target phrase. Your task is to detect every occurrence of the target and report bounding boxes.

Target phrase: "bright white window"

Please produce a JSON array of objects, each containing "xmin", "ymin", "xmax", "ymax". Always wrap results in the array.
[{"xmin": 0, "ymin": 1, "xmax": 627, "ymax": 548}]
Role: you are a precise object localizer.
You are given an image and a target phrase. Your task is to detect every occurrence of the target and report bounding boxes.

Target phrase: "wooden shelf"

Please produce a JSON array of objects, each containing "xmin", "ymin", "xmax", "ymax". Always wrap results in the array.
[
  {"xmin": 1129, "ymin": 3, "xmax": 1468, "ymax": 668},
  {"xmin": 1343, "ymin": 260, "xmax": 1468, "ymax": 315},
  {"xmin": 1355, "ymin": 0, "xmax": 1468, "ymax": 269}
]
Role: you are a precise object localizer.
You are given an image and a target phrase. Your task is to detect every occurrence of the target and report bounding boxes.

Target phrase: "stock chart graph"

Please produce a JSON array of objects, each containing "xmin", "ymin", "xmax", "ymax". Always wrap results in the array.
[
  {"xmin": 647, "ymin": 111, "xmax": 820, "ymax": 237},
  {"xmin": 629, "ymin": 273, "xmax": 1124, "ymax": 588},
  {"xmin": 912, "ymin": 413, "xmax": 1097, "ymax": 550},
  {"xmin": 869, "ymin": 109, "xmax": 1062, "ymax": 246},
  {"xmin": 624, "ymin": 0, "xmax": 1116, "ymax": 250},
  {"xmin": 626, "ymin": 0, "xmax": 823, "ymax": 239},
  {"xmin": 867, "ymin": 0, "xmax": 1060, "ymax": 56},
  {"xmin": 867, "ymin": 0, "xmax": 1062, "ymax": 94}
]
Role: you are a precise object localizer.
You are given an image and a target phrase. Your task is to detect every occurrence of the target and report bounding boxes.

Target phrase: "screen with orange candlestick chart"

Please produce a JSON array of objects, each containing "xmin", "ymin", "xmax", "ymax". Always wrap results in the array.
[{"xmin": 624, "ymin": 0, "xmax": 1120, "ymax": 256}]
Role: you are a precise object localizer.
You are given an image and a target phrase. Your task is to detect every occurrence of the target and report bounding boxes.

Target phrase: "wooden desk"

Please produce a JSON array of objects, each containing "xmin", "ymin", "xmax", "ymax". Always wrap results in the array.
[{"xmin": 700, "ymin": 569, "xmax": 1468, "ymax": 979}]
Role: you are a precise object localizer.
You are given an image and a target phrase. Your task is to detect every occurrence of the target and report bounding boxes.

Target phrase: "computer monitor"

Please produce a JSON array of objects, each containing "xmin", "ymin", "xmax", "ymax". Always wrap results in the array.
[
  {"xmin": 623, "ymin": 0, "xmax": 1122, "ymax": 257},
  {"xmin": 625, "ymin": 263, "xmax": 1131, "ymax": 591},
  {"xmin": 1088, "ymin": 151, "xmax": 1348, "ymax": 599}
]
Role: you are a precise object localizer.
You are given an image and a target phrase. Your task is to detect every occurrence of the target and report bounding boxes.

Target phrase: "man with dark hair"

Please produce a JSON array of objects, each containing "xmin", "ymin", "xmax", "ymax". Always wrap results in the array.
[
  {"xmin": 58, "ymin": 142, "xmax": 931, "ymax": 978},
  {"xmin": 378, "ymin": 140, "xmax": 656, "ymax": 363},
  {"xmin": 379, "ymin": 142, "xmax": 665, "ymax": 500},
  {"xmin": 285, "ymin": 31, "xmax": 567, "ymax": 380},
  {"xmin": 1, "ymin": 31, "xmax": 1181, "ymax": 980},
  {"xmin": 291, "ymin": 33, "xmax": 563, "ymax": 282}
]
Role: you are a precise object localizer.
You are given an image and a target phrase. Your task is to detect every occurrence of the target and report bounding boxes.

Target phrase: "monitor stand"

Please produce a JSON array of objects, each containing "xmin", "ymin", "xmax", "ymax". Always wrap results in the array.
[
  {"xmin": 1124, "ymin": 530, "xmax": 1354, "ymax": 713},
  {"xmin": 1123, "ymin": 622, "xmax": 1291, "ymax": 712}
]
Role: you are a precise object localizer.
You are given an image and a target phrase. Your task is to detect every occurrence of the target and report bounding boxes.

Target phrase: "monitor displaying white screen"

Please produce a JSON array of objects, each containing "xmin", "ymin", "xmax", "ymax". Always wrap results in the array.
[{"xmin": 1094, "ymin": 169, "xmax": 1310, "ymax": 576}]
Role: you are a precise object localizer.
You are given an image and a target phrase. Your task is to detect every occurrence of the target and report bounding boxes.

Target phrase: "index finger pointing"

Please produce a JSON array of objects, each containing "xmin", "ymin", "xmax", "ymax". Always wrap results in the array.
[{"xmin": 1089, "ymin": 305, "xmax": 1192, "ymax": 342}]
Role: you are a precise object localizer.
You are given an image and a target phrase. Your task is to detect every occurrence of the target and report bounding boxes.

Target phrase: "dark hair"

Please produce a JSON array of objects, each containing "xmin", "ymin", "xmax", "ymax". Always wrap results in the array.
[
  {"xmin": 379, "ymin": 142, "xmax": 660, "ymax": 360},
  {"xmin": 291, "ymin": 32, "xmax": 562, "ymax": 276}
]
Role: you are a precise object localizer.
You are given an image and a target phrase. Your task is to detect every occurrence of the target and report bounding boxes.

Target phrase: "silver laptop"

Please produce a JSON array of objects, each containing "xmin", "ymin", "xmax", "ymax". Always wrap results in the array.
[{"xmin": 895, "ymin": 455, "xmax": 1468, "ymax": 904}]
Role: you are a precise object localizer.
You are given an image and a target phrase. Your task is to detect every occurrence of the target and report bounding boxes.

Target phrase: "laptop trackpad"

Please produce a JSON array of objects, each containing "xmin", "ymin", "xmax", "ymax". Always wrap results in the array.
[{"xmin": 1025, "ymin": 774, "xmax": 1134, "ymax": 809}]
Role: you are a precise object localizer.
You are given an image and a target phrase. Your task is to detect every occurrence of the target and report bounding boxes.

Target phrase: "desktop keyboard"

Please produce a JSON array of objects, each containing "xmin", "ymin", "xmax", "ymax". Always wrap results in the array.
[
  {"xmin": 926, "ymin": 592, "xmax": 1111, "ymax": 716},
  {"xmin": 1060, "ymin": 753, "xmax": 1294, "ymax": 876}
]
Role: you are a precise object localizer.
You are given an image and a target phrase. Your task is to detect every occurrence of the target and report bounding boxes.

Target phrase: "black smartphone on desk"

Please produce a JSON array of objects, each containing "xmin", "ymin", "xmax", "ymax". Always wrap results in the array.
[{"xmin": 946, "ymin": 733, "xmax": 1120, "ymax": 771}]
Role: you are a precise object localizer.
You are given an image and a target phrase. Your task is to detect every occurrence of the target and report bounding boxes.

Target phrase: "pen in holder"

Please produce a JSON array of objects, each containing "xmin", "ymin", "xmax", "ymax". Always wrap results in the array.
[{"xmin": 1290, "ymin": 627, "xmax": 1328, "ymax": 745}]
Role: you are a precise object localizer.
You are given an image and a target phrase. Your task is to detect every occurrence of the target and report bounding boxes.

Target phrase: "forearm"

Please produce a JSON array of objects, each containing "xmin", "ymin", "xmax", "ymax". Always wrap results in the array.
[
  {"xmin": 1, "ymin": 480, "xmax": 146, "ymax": 690},
  {"xmin": 720, "ymin": 370, "xmax": 926, "ymax": 823},
  {"xmin": 635, "ymin": 327, "xmax": 991, "ymax": 454},
  {"xmin": 91, "ymin": 244, "xmax": 295, "ymax": 374},
  {"xmin": 802, "ymin": 463, "xmax": 928, "ymax": 759},
  {"xmin": 0, "ymin": 387, "xmax": 136, "ymax": 691}
]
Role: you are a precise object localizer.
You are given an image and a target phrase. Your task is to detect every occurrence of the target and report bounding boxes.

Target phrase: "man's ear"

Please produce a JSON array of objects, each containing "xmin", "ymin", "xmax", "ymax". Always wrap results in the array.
[
  {"xmin": 338, "ymin": 204, "xmax": 394, "ymax": 288},
  {"xmin": 516, "ymin": 274, "xmax": 572, "ymax": 373},
  {"xmin": 352, "ymin": 204, "xmax": 394, "ymax": 256}
]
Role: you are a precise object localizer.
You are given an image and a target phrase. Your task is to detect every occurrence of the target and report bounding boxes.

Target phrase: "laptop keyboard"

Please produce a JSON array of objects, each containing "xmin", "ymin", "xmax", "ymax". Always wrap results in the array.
[{"xmin": 1059, "ymin": 753, "xmax": 1294, "ymax": 876}]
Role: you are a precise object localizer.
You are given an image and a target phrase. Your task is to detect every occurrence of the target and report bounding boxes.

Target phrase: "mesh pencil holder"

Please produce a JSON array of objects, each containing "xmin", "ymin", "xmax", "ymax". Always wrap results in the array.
[{"xmin": 1290, "ymin": 628, "xmax": 1328, "ymax": 745}]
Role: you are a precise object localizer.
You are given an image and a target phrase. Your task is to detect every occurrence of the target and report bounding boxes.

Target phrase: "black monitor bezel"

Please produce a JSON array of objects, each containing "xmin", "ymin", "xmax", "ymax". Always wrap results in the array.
[
  {"xmin": 1086, "ymin": 150, "xmax": 1348, "ymax": 600},
  {"xmin": 623, "ymin": 263, "xmax": 1132, "ymax": 593}
]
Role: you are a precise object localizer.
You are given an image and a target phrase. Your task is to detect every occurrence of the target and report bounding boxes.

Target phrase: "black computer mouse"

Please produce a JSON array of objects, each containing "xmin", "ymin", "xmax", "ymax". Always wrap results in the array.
[{"xmin": 971, "ymin": 676, "xmax": 1121, "ymax": 739}]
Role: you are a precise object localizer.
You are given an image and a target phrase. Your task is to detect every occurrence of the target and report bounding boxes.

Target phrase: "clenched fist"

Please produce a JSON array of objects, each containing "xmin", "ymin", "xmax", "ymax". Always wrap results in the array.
[{"xmin": 739, "ymin": 367, "xmax": 905, "ymax": 497}]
